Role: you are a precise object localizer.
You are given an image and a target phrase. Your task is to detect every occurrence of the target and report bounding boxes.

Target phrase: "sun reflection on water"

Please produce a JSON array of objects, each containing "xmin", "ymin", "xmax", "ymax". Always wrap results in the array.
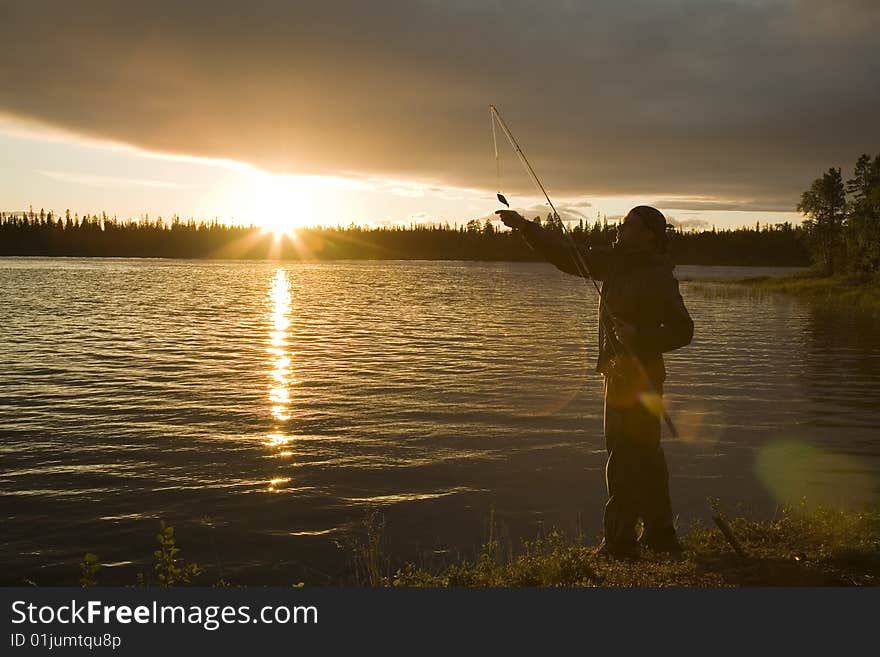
[
  {"xmin": 268, "ymin": 476, "xmax": 292, "ymax": 493},
  {"xmin": 264, "ymin": 269, "xmax": 297, "ymax": 488}
]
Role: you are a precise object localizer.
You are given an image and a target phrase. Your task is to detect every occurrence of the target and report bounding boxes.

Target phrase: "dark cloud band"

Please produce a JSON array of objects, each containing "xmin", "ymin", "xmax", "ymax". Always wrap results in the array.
[{"xmin": 1, "ymin": 1, "xmax": 877, "ymax": 212}]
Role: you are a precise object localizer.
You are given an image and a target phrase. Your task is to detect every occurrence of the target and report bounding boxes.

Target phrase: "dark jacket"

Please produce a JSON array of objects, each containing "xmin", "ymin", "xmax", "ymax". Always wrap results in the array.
[{"xmin": 518, "ymin": 220, "xmax": 694, "ymax": 383}]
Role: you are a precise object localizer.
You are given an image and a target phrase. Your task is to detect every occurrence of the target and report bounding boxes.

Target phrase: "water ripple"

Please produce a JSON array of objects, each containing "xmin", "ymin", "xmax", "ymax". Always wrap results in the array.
[{"xmin": 1, "ymin": 258, "xmax": 877, "ymax": 584}]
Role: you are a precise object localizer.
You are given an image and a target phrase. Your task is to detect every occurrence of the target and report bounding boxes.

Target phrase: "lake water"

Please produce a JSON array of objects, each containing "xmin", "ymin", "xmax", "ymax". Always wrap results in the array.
[{"xmin": 1, "ymin": 258, "xmax": 877, "ymax": 585}]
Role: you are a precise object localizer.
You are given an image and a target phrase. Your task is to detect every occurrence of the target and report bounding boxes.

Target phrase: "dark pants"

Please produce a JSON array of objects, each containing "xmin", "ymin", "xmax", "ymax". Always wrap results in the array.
[{"xmin": 602, "ymin": 372, "xmax": 675, "ymax": 549}]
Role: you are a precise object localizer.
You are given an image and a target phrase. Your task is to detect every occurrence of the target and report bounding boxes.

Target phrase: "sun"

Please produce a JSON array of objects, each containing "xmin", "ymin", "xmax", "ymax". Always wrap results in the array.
[
  {"xmin": 245, "ymin": 172, "xmax": 316, "ymax": 238},
  {"xmin": 270, "ymin": 224, "xmax": 296, "ymax": 241}
]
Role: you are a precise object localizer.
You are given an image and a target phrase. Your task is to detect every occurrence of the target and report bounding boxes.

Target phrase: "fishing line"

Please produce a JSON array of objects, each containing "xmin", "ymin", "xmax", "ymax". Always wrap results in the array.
[
  {"xmin": 490, "ymin": 105, "xmax": 601, "ymax": 307},
  {"xmin": 489, "ymin": 104, "xmax": 679, "ymax": 437},
  {"xmin": 490, "ymin": 106, "xmax": 502, "ymax": 203}
]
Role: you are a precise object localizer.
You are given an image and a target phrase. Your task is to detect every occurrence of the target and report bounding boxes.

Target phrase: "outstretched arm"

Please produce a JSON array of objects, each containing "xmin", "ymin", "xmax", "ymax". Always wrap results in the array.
[{"xmin": 495, "ymin": 210, "xmax": 611, "ymax": 280}]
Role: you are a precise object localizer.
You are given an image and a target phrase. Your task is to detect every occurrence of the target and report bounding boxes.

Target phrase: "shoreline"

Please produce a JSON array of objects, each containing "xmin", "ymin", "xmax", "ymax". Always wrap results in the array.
[
  {"xmin": 36, "ymin": 506, "xmax": 880, "ymax": 587},
  {"xmin": 0, "ymin": 254, "xmax": 810, "ymax": 269},
  {"xmin": 389, "ymin": 505, "xmax": 879, "ymax": 587},
  {"xmin": 696, "ymin": 272, "xmax": 880, "ymax": 312}
]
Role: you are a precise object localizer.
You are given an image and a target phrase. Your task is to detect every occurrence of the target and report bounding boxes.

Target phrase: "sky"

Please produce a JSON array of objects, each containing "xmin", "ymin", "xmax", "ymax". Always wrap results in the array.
[{"xmin": 1, "ymin": 0, "xmax": 878, "ymax": 231}]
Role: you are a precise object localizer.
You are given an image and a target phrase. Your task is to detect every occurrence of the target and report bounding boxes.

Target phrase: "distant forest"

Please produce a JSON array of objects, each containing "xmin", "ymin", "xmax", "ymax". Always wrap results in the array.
[{"xmin": 0, "ymin": 208, "xmax": 809, "ymax": 267}]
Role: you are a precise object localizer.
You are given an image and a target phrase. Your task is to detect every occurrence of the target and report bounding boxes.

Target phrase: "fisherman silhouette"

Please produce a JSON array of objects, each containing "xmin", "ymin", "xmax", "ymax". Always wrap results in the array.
[{"xmin": 497, "ymin": 205, "xmax": 694, "ymax": 557}]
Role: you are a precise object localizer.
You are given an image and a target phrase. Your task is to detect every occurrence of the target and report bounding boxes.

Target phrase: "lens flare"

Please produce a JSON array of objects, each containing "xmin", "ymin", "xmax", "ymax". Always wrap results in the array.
[
  {"xmin": 756, "ymin": 439, "xmax": 878, "ymax": 510},
  {"xmin": 638, "ymin": 391, "xmax": 664, "ymax": 419},
  {"xmin": 662, "ymin": 395, "xmax": 723, "ymax": 444},
  {"xmin": 512, "ymin": 369, "xmax": 589, "ymax": 417}
]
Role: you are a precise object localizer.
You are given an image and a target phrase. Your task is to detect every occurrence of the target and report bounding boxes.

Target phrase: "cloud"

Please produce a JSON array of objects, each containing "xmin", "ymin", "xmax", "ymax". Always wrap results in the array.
[
  {"xmin": 39, "ymin": 170, "xmax": 204, "ymax": 189},
  {"xmin": 650, "ymin": 196, "xmax": 796, "ymax": 212},
  {"xmin": 367, "ymin": 212, "xmax": 438, "ymax": 227},
  {"xmin": 406, "ymin": 212, "xmax": 432, "ymax": 223},
  {"xmin": 565, "ymin": 199, "xmax": 594, "ymax": 208},
  {"xmin": 2, "ymin": 1, "xmax": 878, "ymax": 211},
  {"xmin": 512, "ymin": 198, "xmax": 594, "ymax": 221},
  {"xmin": 667, "ymin": 217, "xmax": 710, "ymax": 231}
]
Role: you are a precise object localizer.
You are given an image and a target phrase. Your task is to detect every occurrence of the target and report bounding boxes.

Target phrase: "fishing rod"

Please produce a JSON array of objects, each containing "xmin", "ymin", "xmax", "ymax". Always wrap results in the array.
[
  {"xmin": 489, "ymin": 104, "xmax": 679, "ymax": 438},
  {"xmin": 490, "ymin": 104, "xmax": 599, "ymax": 290}
]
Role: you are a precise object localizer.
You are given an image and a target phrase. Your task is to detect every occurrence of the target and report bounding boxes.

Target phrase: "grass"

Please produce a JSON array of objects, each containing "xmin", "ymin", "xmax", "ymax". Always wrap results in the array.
[
  {"xmin": 387, "ymin": 504, "xmax": 880, "ymax": 587},
  {"xmin": 691, "ymin": 270, "xmax": 880, "ymax": 313},
  {"xmin": 74, "ymin": 505, "xmax": 879, "ymax": 587}
]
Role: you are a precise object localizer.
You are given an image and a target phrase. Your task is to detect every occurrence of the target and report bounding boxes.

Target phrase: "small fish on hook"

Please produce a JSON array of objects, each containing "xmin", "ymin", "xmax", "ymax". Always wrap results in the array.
[{"xmin": 497, "ymin": 193, "xmax": 509, "ymax": 207}]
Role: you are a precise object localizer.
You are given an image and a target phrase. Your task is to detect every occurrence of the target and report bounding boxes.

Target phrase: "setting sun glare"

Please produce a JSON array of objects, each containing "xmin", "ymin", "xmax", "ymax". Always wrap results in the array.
[{"xmin": 237, "ymin": 171, "xmax": 320, "ymax": 238}]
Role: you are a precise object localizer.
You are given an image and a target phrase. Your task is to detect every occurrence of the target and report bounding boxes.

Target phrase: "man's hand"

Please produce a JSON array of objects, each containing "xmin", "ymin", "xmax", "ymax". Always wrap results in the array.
[
  {"xmin": 611, "ymin": 316, "xmax": 638, "ymax": 351},
  {"xmin": 495, "ymin": 209, "xmax": 527, "ymax": 230}
]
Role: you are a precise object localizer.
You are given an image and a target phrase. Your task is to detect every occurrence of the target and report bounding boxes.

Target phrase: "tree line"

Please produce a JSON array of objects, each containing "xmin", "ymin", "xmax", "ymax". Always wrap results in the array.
[
  {"xmin": 0, "ymin": 207, "xmax": 809, "ymax": 266},
  {"xmin": 797, "ymin": 153, "xmax": 880, "ymax": 280}
]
